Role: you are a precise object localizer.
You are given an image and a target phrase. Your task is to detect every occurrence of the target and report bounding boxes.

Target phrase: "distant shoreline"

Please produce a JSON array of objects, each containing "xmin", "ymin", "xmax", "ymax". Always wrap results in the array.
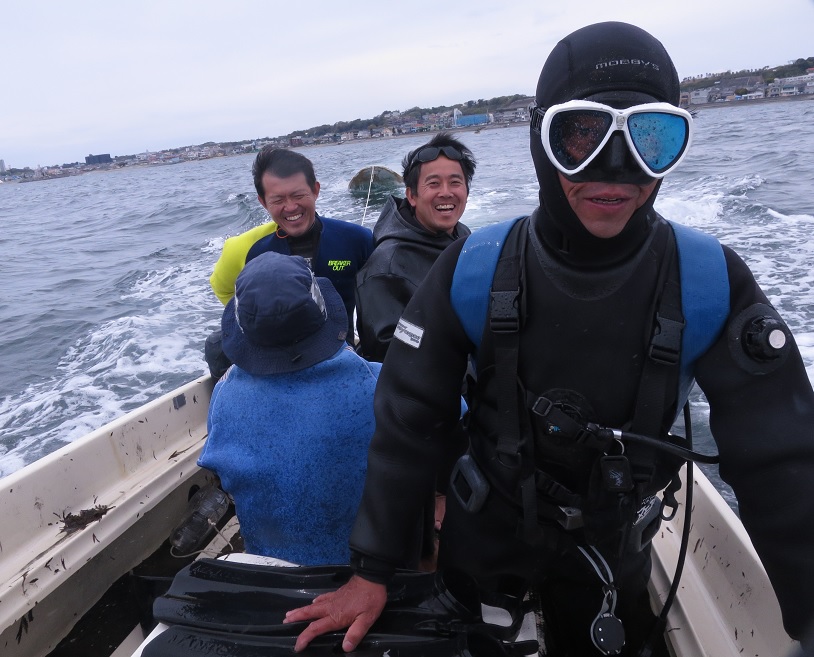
[
  {"xmin": 685, "ymin": 93, "xmax": 814, "ymax": 111},
  {"xmin": 294, "ymin": 122, "xmax": 516, "ymax": 152},
  {"xmin": 300, "ymin": 93, "xmax": 814, "ymax": 151},
  {"xmin": 7, "ymin": 94, "xmax": 811, "ymax": 184},
  {"xmin": 296, "ymin": 93, "xmax": 814, "ymax": 153}
]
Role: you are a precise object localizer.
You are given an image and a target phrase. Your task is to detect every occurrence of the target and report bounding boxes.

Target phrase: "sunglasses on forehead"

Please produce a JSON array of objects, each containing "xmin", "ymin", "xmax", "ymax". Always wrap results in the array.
[
  {"xmin": 405, "ymin": 145, "xmax": 464, "ymax": 174},
  {"xmin": 533, "ymin": 100, "xmax": 693, "ymax": 179}
]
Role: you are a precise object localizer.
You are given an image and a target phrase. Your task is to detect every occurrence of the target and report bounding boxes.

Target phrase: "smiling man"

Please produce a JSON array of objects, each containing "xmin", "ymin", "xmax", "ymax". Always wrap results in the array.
[
  {"xmin": 355, "ymin": 132, "xmax": 475, "ymax": 362},
  {"xmin": 209, "ymin": 148, "xmax": 373, "ymax": 342},
  {"xmin": 286, "ymin": 22, "xmax": 814, "ymax": 657}
]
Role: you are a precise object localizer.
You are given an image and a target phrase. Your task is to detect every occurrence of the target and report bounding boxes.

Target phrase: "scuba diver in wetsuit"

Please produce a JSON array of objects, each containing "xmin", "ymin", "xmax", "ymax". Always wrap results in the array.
[{"xmin": 285, "ymin": 21, "xmax": 814, "ymax": 656}]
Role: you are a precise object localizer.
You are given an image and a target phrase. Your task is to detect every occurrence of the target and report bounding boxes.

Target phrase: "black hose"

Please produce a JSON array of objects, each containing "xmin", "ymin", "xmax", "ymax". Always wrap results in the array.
[
  {"xmin": 637, "ymin": 403, "xmax": 695, "ymax": 657},
  {"xmin": 607, "ymin": 427, "xmax": 719, "ymax": 464}
]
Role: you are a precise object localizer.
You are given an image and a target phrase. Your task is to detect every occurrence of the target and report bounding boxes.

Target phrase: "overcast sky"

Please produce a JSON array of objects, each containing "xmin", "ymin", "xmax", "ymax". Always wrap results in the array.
[{"xmin": 2, "ymin": 0, "xmax": 812, "ymax": 169}]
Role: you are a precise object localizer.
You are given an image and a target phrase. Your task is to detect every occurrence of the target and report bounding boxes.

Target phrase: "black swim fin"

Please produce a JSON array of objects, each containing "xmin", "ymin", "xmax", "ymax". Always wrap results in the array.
[
  {"xmin": 142, "ymin": 623, "xmax": 539, "ymax": 657},
  {"xmin": 151, "ymin": 559, "xmax": 531, "ymax": 647},
  {"xmin": 152, "ymin": 558, "xmax": 442, "ymax": 634}
]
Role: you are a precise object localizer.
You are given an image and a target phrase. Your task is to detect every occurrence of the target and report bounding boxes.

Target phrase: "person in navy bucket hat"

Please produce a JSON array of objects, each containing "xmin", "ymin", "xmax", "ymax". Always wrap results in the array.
[
  {"xmin": 221, "ymin": 252, "xmax": 349, "ymax": 375},
  {"xmin": 200, "ymin": 250, "xmax": 381, "ymax": 564}
]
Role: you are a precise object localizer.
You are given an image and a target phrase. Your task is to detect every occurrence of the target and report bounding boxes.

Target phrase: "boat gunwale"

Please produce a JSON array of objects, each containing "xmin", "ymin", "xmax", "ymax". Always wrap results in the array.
[{"xmin": 0, "ymin": 375, "xmax": 214, "ymax": 644}]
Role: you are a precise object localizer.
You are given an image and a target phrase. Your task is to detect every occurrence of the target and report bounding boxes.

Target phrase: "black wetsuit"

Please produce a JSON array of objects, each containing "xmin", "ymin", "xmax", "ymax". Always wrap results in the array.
[
  {"xmin": 349, "ymin": 207, "xmax": 814, "ymax": 653},
  {"xmin": 355, "ymin": 195, "xmax": 470, "ymax": 362}
]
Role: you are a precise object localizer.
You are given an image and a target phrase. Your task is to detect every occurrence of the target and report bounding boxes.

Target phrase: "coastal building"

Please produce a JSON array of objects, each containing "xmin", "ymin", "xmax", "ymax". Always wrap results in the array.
[
  {"xmin": 781, "ymin": 82, "xmax": 800, "ymax": 96},
  {"xmin": 494, "ymin": 97, "xmax": 533, "ymax": 123},
  {"xmin": 382, "ymin": 110, "xmax": 401, "ymax": 127},
  {"xmin": 690, "ymin": 88, "xmax": 712, "ymax": 105},
  {"xmin": 455, "ymin": 113, "xmax": 490, "ymax": 127},
  {"xmin": 85, "ymin": 154, "xmax": 112, "ymax": 165},
  {"xmin": 737, "ymin": 91, "xmax": 765, "ymax": 100},
  {"xmin": 776, "ymin": 72, "xmax": 814, "ymax": 95}
]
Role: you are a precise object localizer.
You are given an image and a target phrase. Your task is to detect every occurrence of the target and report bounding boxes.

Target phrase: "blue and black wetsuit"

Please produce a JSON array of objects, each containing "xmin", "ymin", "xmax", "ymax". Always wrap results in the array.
[{"xmin": 211, "ymin": 214, "xmax": 373, "ymax": 339}]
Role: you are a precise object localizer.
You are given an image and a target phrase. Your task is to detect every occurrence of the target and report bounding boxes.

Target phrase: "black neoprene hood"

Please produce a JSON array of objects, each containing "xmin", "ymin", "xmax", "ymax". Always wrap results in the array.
[
  {"xmin": 535, "ymin": 21, "xmax": 680, "ymax": 108},
  {"xmin": 530, "ymin": 22, "xmax": 681, "ymax": 266}
]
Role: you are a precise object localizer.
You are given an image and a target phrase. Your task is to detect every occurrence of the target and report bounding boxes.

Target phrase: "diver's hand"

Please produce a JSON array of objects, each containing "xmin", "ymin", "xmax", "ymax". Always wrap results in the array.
[{"xmin": 284, "ymin": 575, "xmax": 387, "ymax": 652}]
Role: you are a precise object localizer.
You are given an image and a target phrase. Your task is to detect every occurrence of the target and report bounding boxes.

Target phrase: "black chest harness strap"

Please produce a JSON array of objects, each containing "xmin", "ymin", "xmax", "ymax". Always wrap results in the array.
[
  {"xmin": 465, "ymin": 218, "xmax": 717, "ymax": 655},
  {"xmin": 481, "ymin": 219, "xmax": 717, "ymax": 540},
  {"xmin": 485, "ymin": 220, "xmax": 540, "ymax": 544},
  {"xmin": 449, "ymin": 218, "xmax": 722, "ymax": 655},
  {"xmin": 631, "ymin": 221, "xmax": 683, "ymax": 438}
]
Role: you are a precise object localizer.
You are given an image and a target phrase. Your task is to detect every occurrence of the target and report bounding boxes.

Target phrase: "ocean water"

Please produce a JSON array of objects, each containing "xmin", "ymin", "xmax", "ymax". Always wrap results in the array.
[{"xmin": 1, "ymin": 99, "xmax": 813, "ymax": 509}]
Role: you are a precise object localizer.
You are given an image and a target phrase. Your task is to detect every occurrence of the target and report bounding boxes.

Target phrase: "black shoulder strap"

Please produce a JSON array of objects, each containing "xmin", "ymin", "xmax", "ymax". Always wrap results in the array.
[
  {"xmin": 631, "ymin": 224, "xmax": 683, "ymax": 437},
  {"xmin": 486, "ymin": 218, "xmax": 529, "ymax": 462},
  {"xmin": 486, "ymin": 219, "xmax": 543, "ymax": 542},
  {"xmin": 485, "ymin": 219, "xmax": 692, "ymax": 544}
]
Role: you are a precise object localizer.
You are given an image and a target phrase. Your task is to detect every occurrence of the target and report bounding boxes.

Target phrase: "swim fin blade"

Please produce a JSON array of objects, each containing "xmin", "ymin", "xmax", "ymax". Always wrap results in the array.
[
  {"xmin": 152, "ymin": 558, "xmax": 444, "ymax": 634},
  {"xmin": 142, "ymin": 624, "xmax": 539, "ymax": 657},
  {"xmin": 148, "ymin": 559, "xmax": 536, "ymax": 655}
]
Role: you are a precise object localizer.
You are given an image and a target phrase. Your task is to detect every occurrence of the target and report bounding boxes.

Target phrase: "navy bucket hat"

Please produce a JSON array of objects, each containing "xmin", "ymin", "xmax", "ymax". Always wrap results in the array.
[{"xmin": 221, "ymin": 252, "xmax": 348, "ymax": 375}]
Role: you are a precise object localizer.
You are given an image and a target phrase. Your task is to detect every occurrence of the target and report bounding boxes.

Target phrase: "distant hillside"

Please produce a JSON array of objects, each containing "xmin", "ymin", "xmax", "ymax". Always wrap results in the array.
[
  {"xmin": 288, "ymin": 94, "xmax": 530, "ymax": 139},
  {"xmin": 679, "ymin": 57, "xmax": 814, "ymax": 92}
]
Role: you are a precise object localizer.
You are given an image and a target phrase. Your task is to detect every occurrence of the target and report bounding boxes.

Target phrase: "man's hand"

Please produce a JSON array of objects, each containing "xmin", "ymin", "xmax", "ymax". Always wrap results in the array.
[{"xmin": 284, "ymin": 575, "xmax": 387, "ymax": 652}]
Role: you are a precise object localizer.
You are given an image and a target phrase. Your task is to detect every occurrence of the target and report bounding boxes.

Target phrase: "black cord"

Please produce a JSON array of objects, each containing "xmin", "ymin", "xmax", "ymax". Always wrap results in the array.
[
  {"xmin": 611, "ymin": 428, "xmax": 718, "ymax": 465},
  {"xmin": 638, "ymin": 402, "xmax": 695, "ymax": 657}
]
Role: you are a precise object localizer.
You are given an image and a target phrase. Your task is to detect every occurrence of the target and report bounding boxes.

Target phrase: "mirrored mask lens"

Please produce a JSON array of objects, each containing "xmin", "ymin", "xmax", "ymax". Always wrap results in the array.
[
  {"xmin": 549, "ymin": 110, "xmax": 613, "ymax": 169},
  {"xmin": 627, "ymin": 113, "xmax": 689, "ymax": 174}
]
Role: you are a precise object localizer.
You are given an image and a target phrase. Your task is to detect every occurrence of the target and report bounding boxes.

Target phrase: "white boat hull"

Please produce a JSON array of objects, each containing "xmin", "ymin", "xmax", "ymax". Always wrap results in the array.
[
  {"xmin": 649, "ymin": 465, "xmax": 795, "ymax": 656},
  {"xmin": 0, "ymin": 375, "xmax": 215, "ymax": 657}
]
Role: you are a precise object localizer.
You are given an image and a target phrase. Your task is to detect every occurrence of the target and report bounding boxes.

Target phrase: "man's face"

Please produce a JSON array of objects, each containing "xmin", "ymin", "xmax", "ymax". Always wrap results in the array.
[
  {"xmin": 258, "ymin": 172, "xmax": 319, "ymax": 237},
  {"xmin": 558, "ymin": 173, "xmax": 657, "ymax": 239},
  {"xmin": 405, "ymin": 156, "xmax": 468, "ymax": 235}
]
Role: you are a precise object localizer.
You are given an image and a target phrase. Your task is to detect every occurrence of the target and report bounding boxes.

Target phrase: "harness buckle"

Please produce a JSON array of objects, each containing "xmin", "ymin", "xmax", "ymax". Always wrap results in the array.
[
  {"xmin": 556, "ymin": 505, "xmax": 584, "ymax": 531},
  {"xmin": 489, "ymin": 290, "xmax": 520, "ymax": 333},
  {"xmin": 530, "ymin": 396, "xmax": 553, "ymax": 417},
  {"xmin": 450, "ymin": 454, "xmax": 490, "ymax": 514},
  {"xmin": 649, "ymin": 313, "xmax": 685, "ymax": 365}
]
